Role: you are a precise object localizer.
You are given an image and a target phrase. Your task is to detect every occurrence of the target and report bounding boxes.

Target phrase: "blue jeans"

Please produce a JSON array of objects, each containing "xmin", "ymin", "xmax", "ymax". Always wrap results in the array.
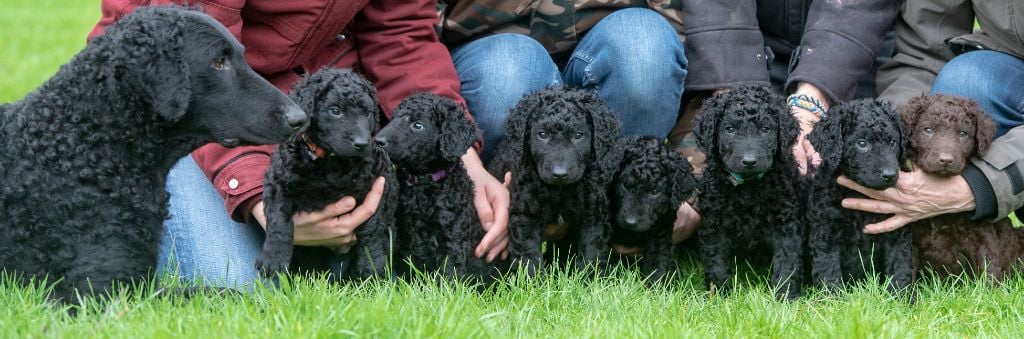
[
  {"xmin": 932, "ymin": 50, "xmax": 1024, "ymax": 137},
  {"xmin": 158, "ymin": 156, "xmax": 349, "ymax": 289},
  {"xmin": 452, "ymin": 8, "xmax": 688, "ymax": 161}
]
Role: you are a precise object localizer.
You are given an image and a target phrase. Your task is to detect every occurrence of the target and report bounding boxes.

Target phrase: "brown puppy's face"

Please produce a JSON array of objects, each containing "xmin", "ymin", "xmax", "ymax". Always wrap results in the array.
[{"xmin": 903, "ymin": 95, "xmax": 994, "ymax": 177}]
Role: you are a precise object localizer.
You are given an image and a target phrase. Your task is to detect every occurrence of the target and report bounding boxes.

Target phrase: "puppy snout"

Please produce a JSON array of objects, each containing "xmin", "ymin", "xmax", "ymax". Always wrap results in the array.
[
  {"xmin": 283, "ymin": 105, "xmax": 307, "ymax": 129},
  {"xmin": 938, "ymin": 154, "xmax": 954, "ymax": 165},
  {"xmin": 352, "ymin": 138, "xmax": 369, "ymax": 150},
  {"xmin": 880, "ymin": 168, "xmax": 897, "ymax": 183},
  {"xmin": 551, "ymin": 166, "xmax": 569, "ymax": 178},
  {"xmin": 741, "ymin": 154, "xmax": 758, "ymax": 167},
  {"xmin": 374, "ymin": 136, "xmax": 388, "ymax": 147},
  {"xmin": 623, "ymin": 216, "xmax": 638, "ymax": 226}
]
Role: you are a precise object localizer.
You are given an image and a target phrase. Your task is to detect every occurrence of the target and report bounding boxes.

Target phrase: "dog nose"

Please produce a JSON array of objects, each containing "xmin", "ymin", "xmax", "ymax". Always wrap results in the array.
[
  {"xmin": 881, "ymin": 168, "xmax": 897, "ymax": 183},
  {"xmin": 552, "ymin": 166, "xmax": 569, "ymax": 178},
  {"xmin": 741, "ymin": 155, "xmax": 758, "ymax": 167},
  {"xmin": 623, "ymin": 216, "xmax": 638, "ymax": 226},
  {"xmin": 283, "ymin": 105, "xmax": 307, "ymax": 129},
  {"xmin": 374, "ymin": 136, "xmax": 388, "ymax": 147},
  {"xmin": 352, "ymin": 138, "xmax": 369, "ymax": 150},
  {"xmin": 938, "ymin": 154, "xmax": 954, "ymax": 165}
]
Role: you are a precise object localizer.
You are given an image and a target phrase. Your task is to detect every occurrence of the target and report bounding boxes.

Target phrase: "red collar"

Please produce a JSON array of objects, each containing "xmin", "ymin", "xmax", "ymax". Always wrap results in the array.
[{"xmin": 301, "ymin": 134, "xmax": 332, "ymax": 159}]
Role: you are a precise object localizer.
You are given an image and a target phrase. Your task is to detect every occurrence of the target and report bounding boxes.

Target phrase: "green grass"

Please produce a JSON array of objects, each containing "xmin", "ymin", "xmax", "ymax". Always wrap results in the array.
[{"xmin": 4, "ymin": 1, "xmax": 1024, "ymax": 337}]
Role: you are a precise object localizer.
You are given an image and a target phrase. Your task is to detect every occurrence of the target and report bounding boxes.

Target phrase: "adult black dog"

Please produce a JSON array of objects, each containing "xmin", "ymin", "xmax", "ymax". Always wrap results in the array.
[
  {"xmin": 0, "ymin": 6, "xmax": 304, "ymax": 302},
  {"xmin": 610, "ymin": 136, "xmax": 696, "ymax": 284},
  {"xmin": 694, "ymin": 85, "xmax": 804, "ymax": 300},
  {"xmin": 489, "ymin": 88, "xmax": 622, "ymax": 276},
  {"xmin": 259, "ymin": 68, "xmax": 397, "ymax": 280},
  {"xmin": 805, "ymin": 99, "xmax": 912, "ymax": 295},
  {"xmin": 376, "ymin": 93, "xmax": 502, "ymax": 281}
]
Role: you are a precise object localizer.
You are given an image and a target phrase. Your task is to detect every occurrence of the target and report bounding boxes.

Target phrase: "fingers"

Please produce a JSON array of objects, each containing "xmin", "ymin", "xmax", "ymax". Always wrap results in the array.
[
  {"xmin": 863, "ymin": 215, "xmax": 913, "ymax": 234},
  {"xmin": 836, "ymin": 176, "xmax": 891, "ymax": 201},
  {"xmin": 486, "ymin": 236, "xmax": 508, "ymax": 262},
  {"xmin": 803, "ymin": 139, "xmax": 822, "ymax": 168},
  {"xmin": 334, "ymin": 177, "xmax": 385, "ymax": 227},
  {"xmin": 793, "ymin": 144, "xmax": 808, "ymax": 175},
  {"xmin": 503, "ymin": 172, "xmax": 512, "ymax": 187},
  {"xmin": 476, "ymin": 219, "xmax": 507, "ymax": 260},
  {"xmin": 841, "ymin": 198, "xmax": 903, "ymax": 215},
  {"xmin": 299, "ymin": 196, "xmax": 357, "ymax": 223},
  {"xmin": 474, "ymin": 190, "xmax": 495, "ymax": 230}
]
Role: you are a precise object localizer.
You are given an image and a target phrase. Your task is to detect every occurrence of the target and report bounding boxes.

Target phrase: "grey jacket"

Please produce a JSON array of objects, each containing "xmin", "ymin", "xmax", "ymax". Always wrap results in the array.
[
  {"xmin": 876, "ymin": 0, "xmax": 1024, "ymax": 221},
  {"xmin": 681, "ymin": 0, "xmax": 897, "ymax": 103}
]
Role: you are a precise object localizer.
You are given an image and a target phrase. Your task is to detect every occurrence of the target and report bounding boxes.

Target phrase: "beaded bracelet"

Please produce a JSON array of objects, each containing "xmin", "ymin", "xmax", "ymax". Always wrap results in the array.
[{"xmin": 787, "ymin": 94, "xmax": 827, "ymax": 118}]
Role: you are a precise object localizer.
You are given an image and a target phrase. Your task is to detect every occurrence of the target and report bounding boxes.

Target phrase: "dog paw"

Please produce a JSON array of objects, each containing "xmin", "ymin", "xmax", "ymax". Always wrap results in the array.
[{"xmin": 256, "ymin": 257, "xmax": 290, "ymax": 277}]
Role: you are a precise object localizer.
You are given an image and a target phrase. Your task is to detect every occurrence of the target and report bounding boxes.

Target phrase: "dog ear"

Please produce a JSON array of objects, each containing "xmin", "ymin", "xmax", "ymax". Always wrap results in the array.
[
  {"xmin": 115, "ymin": 7, "xmax": 192, "ymax": 122},
  {"xmin": 886, "ymin": 100, "xmax": 911, "ymax": 171},
  {"xmin": 436, "ymin": 96, "xmax": 479, "ymax": 162},
  {"xmin": 693, "ymin": 92, "xmax": 726, "ymax": 161},
  {"xmin": 578, "ymin": 90, "xmax": 623, "ymax": 181},
  {"xmin": 491, "ymin": 90, "xmax": 543, "ymax": 175},
  {"xmin": 808, "ymin": 102, "xmax": 846, "ymax": 172},
  {"xmin": 963, "ymin": 98, "xmax": 997, "ymax": 156},
  {"xmin": 897, "ymin": 95, "xmax": 928, "ymax": 163},
  {"xmin": 666, "ymin": 145, "xmax": 698, "ymax": 207},
  {"xmin": 289, "ymin": 68, "xmax": 337, "ymax": 122},
  {"xmin": 774, "ymin": 93, "xmax": 801, "ymax": 164}
]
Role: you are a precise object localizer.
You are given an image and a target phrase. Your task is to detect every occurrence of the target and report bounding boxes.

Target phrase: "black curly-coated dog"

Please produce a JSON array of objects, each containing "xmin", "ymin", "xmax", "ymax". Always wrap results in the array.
[
  {"xmin": 259, "ymin": 68, "xmax": 397, "ymax": 280},
  {"xmin": 694, "ymin": 85, "xmax": 804, "ymax": 300},
  {"xmin": 805, "ymin": 98, "xmax": 912, "ymax": 294},
  {"xmin": 902, "ymin": 94, "xmax": 1024, "ymax": 281},
  {"xmin": 0, "ymin": 6, "xmax": 304, "ymax": 302},
  {"xmin": 610, "ymin": 136, "xmax": 697, "ymax": 283},
  {"xmin": 489, "ymin": 87, "xmax": 622, "ymax": 276},
  {"xmin": 374, "ymin": 93, "xmax": 500, "ymax": 280}
]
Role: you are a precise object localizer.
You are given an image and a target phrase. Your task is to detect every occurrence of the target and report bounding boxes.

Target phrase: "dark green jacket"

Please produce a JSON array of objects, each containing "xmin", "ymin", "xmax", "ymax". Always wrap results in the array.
[
  {"xmin": 437, "ymin": 0, "xmax": 684, "ymax": 62},
  {"xmin": 877, "ymin": 0, "xmax": 1024, "ymax": 222}
]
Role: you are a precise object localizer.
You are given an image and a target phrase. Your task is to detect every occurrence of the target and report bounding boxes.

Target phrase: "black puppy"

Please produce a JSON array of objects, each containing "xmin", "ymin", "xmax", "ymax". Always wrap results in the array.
[
  {"xmin": 805, "ymin": 99, "xmax": 912, "ymax": 295},
  {"xmin": 610, "ymin": 136, "xmax": 697, "ymax": 283},
  {"xmin": 490, "ymin": 87, "xmax": 622, "ymax": 275},
  {"xmin": 694, "ymin": 85, "xmax": 804, "ymax": 300},
  {"xmin": 259, "ymin": 68, "xmax": 397, "ymax": 280},
  {"xmin": 374, "ymin": 93, "xmax": 498, "ymax": 280},
  {"xmin": 0, "ymin": 6, "xmax": 304, "ymax": 303}
]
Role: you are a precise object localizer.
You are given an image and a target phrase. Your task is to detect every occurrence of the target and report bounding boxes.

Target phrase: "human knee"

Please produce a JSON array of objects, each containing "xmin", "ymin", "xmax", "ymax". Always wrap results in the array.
[
  {"xmin": 590, "ymin": 8, "xmax": 685, "ymax": 64},
  {"xmin": 455, "ymin": 33, "xmax": 558, "ymax": 89},
  {"xmin": 932, "ymin": 52, "xmax": 1003, "ymax": 102}
]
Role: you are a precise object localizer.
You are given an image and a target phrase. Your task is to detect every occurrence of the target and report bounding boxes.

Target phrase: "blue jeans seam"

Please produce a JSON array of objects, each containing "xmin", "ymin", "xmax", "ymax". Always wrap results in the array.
[{"xmin": 570, "ymin": 52, "xmax": 597, "ymax": 88}]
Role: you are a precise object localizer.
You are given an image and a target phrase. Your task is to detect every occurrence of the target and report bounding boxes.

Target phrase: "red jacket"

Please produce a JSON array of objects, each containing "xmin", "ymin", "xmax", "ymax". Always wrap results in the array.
[{"xmin": 90, "ymin": 0, "xmax": 468, "ymax": 223}]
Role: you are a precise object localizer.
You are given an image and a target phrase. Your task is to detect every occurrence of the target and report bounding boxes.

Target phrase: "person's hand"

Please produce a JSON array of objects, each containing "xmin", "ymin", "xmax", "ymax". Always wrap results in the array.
[
  {"xmin": 252, "ymin": 177, "xmax": 386, "ymax": 249},
  {"xmin": 838, "ymin": 168, "xmax": 976, "ymax": 234},
  {"xmin": 790, "ymin": 83, "xmax": 829, "ymax": 175},
  {"xmin": 463, "ymin": 148, "xmax": 510, "ymax": 262}
]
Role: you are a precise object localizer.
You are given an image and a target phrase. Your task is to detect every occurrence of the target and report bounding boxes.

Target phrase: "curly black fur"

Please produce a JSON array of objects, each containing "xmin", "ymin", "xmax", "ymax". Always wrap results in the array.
[
  {"xmin": 694, "ymin": 85, "xmax": 804, "ymax": 300},
  {"xmin": 805, "ymin": 98, "xmax": 913, "ymax": 295},
  {"xmin": 259, "ymin": 68, "xmax": 397, "ymax": 280},
  {"xmin": 374, "ymin": 93, "xmax": 501, "ymax": 281},
  {"xmin": 610, "ymin": 136, "xmax": 697, "ymax": 283},
  {"xmin": 489, "ymin": 87, "xmax": 622, "ymax": 275},
  {"xmin": 0, "ymin": 6, "xmax": 302, "ymax": 302},
  {"xmin": 901, "ymin": 94, "xmax": 1024, "ymax": 281}
]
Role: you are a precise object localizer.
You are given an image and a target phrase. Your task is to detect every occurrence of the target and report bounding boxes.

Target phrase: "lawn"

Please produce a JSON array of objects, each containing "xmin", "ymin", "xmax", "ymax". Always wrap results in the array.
[{"xmin": 3, "ymin": 1, "xmax": 1024, "ymax": 337}]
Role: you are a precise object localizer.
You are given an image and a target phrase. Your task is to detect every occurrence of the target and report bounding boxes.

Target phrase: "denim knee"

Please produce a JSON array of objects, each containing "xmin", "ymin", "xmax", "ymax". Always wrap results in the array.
[
  {"xmin": 451, "ymin": 33, "xmax": 561, "ymax": 161},
  {"xmin": 933, "ymin": 51, "xmax": 1024, "ymax": 135}
]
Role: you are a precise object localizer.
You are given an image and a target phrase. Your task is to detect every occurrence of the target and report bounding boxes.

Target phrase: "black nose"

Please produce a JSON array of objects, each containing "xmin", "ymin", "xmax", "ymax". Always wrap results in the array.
[
  {"xmin": 741, "ymin": 155, "xmax": 758, "ymax": 167},
  {"xmin": 881, "ymin": 168, "xmax": 897, "ymax": 183},
  {"xmin": 284, "ymin": 105, "xmax": 306, "ymax": 129},
  {"xmin": 623, "ymin": 216, "xmax": 638, "ymax": 226},
  {"xmin": 352, "ymin": 138, "xmax": 368, "ymax": 150},
  {"xmin": 374, "ymin": 137, "xmax": 388, "ymax": 147},
  {"xmin": 552, "ymin": 166, "xmax": 568, "ymax": 178}
]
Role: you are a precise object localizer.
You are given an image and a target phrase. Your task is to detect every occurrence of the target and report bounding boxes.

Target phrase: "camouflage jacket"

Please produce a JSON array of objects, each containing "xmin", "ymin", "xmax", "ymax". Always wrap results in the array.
[{"xmin": 438, "ymin": 0, "xmax": 684, "ymax": 62}]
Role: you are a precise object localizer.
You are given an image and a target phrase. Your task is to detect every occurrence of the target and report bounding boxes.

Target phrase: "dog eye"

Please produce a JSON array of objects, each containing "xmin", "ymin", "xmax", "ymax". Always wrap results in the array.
[
  {"xmin": 411, "ymin": 122, "xmax": 425, "ymax": 130},
  {"xmin": 923, "ymin": 127, "xmax": 933, "ymax": 134},
  {"xmin": 649, "ymin": 191, "xmax": 661, "ymax": 197},
  {"xmin": 537, "ymin": 131, "xmax": 548, "ymax": 140},
  {"xmin": 573, "ymin": 132, "xmax": 585, "ymax": 140},
  {"xmin": 760, "ymin": 126, "xmax": 770, "ymax": 134},
  {"xmin": 327, "ymin": 106, "xmax": 342, "ymax": 117},
  {"xmin": 890, "ymin": 139, "xmax": 897, "ymax": 147},
  {"xmin": 959, "ymin": 131, "xmax": 969, "ymax": 138},
  {"xmin": 211, "ymin": 57, "xmax": 229, "ymax": 71},
  {"xmin": 856, "ymin": 140, "xmax": 868, "ymax": 148},
  {"xmin": 724, "ymin": 126, "xmax": 736, "ymax": 134}
]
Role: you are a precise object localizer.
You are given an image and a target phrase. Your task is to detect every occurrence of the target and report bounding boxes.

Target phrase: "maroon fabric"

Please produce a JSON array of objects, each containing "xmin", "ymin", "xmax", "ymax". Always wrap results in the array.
[{"xmin": 90, "ymin": 0, "xmax": 470, "ymax": 223}]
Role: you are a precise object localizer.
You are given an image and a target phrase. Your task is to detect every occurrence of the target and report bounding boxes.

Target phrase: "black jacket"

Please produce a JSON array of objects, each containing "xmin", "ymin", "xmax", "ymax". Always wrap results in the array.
[{"xmin": 682, "ymin": 0, "xmax": 898, "ymax": 103}]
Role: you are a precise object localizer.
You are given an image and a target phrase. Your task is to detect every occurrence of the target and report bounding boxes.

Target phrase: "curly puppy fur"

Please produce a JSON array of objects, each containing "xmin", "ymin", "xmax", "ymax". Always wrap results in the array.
[
  {"xmin": 901, "ymin": 94, "xmax": 1024, "ymax": 281},
  {"xmin": 805, "ymin": 99, "xmax": 912, "ymax": 295},
  {"xmin": 0, "ymin": 6, "xmax": 303, "ymax": 302},
  {"xmin": 694, "ymin": 85, "xmax": 804, "ymax": 300},
  {"xmin": 490, "ymin": 88, "xmax": 622, "ymax": 276},
  {"xmin": 260, "ymin": 68, "xmax": 397, "ymax": 280},
  {"xmin": 610, "ymin": 136, "xmax": 697, "ymax": 283},
  {"xmin": 374, "ymin": 93, "xmax": 500, "ymax": 281}
]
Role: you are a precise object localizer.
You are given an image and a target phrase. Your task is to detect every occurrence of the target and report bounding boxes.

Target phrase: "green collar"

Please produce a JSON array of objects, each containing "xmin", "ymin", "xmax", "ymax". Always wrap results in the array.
[{"xmin": 727, "ymin": 171, "xmax": 765, "ymax": 186}]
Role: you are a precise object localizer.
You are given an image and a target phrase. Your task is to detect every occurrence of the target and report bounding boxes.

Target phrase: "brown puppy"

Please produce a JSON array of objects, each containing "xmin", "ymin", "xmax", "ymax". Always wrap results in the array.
[{"xmin": 903, "ymin": 94, "xmax": 1024, "ymax": 281}]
